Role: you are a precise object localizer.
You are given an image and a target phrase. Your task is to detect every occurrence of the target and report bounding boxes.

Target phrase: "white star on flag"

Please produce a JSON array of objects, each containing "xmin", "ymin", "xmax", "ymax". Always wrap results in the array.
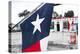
[{"xmin": 31, "ymin": 14, "xmax": 45, "ymax": 34}]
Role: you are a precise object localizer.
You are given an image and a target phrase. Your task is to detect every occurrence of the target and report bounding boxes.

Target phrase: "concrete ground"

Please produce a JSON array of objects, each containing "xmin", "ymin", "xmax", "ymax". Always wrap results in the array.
[{"xmin": 9, "ymin": 30, "xmax": 78, "ymax": 52}]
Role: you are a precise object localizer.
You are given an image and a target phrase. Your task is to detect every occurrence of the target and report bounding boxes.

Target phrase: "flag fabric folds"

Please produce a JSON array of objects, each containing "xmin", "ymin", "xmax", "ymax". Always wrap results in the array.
[{"xmin": 20, "ymin": 3, "xmax": 54, "ymax": 52}]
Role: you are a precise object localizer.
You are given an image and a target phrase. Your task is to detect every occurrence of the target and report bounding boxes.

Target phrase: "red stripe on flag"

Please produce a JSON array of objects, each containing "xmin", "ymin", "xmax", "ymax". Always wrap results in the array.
[{"xmin": 22, "ymin": 41, "xmax": 41, "ymax": 52}]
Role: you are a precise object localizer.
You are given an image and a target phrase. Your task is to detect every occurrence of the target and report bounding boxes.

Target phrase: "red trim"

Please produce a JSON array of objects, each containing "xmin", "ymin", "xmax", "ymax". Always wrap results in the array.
[{"xmin": 52, "ymin": 16, "xmax": 78, "ymax": 20}]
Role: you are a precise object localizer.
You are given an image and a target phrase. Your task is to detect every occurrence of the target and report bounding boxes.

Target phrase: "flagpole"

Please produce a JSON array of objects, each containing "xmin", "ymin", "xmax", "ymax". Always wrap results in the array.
[
  {"xmin": 11, "ymin": 3, "xmax": 45, "ymax": 30},
  {"xmin": 11, "ymin": 3, "xmax": 61, "ymax": 30}
]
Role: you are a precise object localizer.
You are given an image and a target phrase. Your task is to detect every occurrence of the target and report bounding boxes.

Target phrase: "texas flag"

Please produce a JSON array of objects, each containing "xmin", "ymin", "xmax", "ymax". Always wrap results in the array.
[{"xmin": 20, "ymin": 3, "xmax": 54, "ymax": 52}]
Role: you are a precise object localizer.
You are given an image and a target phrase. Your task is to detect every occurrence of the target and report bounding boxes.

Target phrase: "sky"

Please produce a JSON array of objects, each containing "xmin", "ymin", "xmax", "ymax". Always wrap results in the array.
[{"xmin": 11, "ymin": 1, "xmax": 79, "ymax": 25}]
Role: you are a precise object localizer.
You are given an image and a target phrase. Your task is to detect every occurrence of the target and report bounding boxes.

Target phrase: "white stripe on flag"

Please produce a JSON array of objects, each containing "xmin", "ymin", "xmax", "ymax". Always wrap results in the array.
[{"xmin": 40, "ymin": 36, "xmax": 49, "ymax": 51}]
